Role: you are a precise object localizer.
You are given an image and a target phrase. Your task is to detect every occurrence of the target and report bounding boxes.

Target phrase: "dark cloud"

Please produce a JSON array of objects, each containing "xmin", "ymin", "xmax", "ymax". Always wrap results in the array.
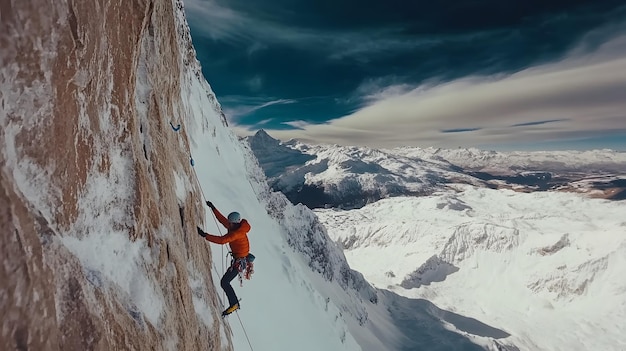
[
  {"xmin": 511, "ymin": 119, "xmax": 567, "ymax": 127},
  {"xmin": 442, "ymin": 128, "xmax": 482, "ymax": 133}
]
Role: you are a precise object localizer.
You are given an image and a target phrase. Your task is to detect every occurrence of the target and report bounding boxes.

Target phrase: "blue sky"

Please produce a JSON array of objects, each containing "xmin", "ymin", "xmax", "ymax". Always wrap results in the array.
[{"xmin": 184, "ymin": 0, "xmax": 626, "ymax": 151}]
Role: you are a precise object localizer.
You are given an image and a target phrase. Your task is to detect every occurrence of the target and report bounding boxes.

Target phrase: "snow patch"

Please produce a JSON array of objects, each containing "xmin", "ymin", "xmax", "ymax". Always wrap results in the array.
[
  {"xmin": 187, "ymin": 262, "xmax": 215, "ymax": 328},
  {"xmin": 61, "ymin": 232, "xmax": 164, "ymax": 325},
  {"xmin": 173, "ymin": 170, "xmax": 188, "ymax": 204}
]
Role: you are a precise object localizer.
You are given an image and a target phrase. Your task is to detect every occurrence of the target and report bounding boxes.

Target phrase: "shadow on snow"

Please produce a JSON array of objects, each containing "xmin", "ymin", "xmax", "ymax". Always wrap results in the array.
[{"xmin": 380, "ymin": 290, "xmax": 512, "ymax": 351}]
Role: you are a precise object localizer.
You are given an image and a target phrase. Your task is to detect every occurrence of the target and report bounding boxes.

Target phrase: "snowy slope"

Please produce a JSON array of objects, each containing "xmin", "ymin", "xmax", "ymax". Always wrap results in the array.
[{"xmin": 316, "ymin": 186, "xmax": 626, "ymax": 351}]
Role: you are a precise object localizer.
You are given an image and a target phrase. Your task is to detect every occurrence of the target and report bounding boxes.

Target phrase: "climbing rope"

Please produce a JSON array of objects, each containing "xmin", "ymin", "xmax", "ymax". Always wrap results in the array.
[
  {"xmin": 188, "ymin": 157, "xmax": 226, "ymax": 304},
  {"xmin": 235, "ymin": 311, "xmax": 255, "ymax": 351},
  {"xmin": 208, "ymin": 204, "xmax": 226, "ymax": 304}
]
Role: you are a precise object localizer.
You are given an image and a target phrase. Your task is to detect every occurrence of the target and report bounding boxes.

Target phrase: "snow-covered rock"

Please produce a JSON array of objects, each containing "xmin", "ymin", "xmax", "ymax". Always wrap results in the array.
[{"xmin": 317, "ymin": 186, "xmax": 626, "ymax": 351}]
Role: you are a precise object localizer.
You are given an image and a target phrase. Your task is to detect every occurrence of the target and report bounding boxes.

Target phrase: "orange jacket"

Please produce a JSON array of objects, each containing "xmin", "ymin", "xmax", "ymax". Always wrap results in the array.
[{"xmin": 204, "ymin": 207, "xmax": 251, "ymax": 258}]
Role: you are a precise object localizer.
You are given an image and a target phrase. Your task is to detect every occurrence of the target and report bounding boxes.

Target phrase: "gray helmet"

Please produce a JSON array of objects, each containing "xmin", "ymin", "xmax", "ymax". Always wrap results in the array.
[{"xmin": 227, "ymin": 212, "xmax": 241, "ymax": 224}]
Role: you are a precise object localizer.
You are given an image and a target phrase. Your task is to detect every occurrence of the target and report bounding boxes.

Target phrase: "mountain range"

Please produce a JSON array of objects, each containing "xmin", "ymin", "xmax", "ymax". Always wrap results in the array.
[{"xmin": 247, "ymin": 129, "xmax": 626, "ymax": 209}]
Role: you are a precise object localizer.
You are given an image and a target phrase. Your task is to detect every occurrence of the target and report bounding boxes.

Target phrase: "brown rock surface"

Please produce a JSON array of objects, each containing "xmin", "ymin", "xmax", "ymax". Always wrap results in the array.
[{"xmin": 1, "ymin": 0, "xmax": 230, "ymax": 350}]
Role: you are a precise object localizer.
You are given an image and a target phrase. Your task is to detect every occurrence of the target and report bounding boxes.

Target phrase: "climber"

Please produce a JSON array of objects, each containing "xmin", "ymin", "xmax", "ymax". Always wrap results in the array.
[{"xmin": 197, "ymin": 201, "xmax": 251, "ymax": 316}]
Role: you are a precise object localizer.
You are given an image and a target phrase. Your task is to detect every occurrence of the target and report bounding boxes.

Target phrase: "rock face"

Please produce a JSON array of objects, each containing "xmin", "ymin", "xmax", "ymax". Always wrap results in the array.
[{"xmin": 1, "ymin": 1, "xmax": 229, "ymax": 350}]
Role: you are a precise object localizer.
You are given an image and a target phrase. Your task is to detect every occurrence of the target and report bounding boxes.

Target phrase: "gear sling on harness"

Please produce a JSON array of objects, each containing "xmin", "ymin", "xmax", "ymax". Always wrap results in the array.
[{"xmin": 230, "ymin": 253, "xmax": 255, "ymax": 287}]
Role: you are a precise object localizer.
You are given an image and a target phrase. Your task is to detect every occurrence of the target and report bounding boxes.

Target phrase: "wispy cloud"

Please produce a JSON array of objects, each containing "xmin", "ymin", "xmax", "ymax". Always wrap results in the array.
[
  {"xmin": 258, "ymin": 33, "xmax": 626, "ymax": 149},
  {"xmin": 355, "ymin": 77, "xmax": 415, "ymax": 103},
  {"xmin": 221, "ymin": 96, "xmax": 296, "ymax": 121},
  {"xmin": 183, "ymin": 0, "xmax": 447, "ymax": 61},
  {"xmin": 282, "ymin": 120, "xmax": 310, "ymax": 130}
]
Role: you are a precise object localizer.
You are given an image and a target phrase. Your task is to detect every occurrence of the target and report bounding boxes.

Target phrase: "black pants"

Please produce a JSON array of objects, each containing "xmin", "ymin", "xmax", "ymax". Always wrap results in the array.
[{"xmin": 221, "ymin": 266, "xmax": 239, "ymax": 307}]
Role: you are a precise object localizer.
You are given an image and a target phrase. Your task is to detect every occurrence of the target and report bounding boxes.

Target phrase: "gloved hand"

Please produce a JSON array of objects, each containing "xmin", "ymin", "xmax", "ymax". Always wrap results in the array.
[
  {"xmin": 205, "ymin": 201, "xmax": 214, "ymax": 209},
  {"xmin": 196, "ymin": 226, "xmax": 207, "ymax": 238}
]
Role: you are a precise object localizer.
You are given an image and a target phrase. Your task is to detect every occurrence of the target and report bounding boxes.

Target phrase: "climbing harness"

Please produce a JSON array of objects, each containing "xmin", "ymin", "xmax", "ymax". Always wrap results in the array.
[{"xmin": 228, "ymin": 252, "xmax": 256, "ymax": 287}]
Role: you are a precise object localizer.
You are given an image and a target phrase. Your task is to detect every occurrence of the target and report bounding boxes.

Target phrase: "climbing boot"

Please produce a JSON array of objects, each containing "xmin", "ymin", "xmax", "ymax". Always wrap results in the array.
[{"xmin": 222, "ymin": 303, "xmax": 239, "ymax": 316}]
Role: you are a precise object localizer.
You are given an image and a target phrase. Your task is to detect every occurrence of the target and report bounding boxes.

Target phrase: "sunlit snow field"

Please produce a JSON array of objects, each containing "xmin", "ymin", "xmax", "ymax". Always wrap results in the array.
[{"xmin": 316, "ymin": 185, "xmax": 626, "ymax": 351}]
